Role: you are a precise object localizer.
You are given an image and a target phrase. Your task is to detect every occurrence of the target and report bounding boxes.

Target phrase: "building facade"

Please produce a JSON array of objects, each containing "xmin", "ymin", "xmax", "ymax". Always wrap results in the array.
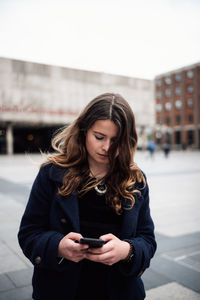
[
  {"xmin": 155, "ymin": 62, "xmax": 200, "ymax": 149},
  {"xmin": 0, "ymin": 57, "xmax": 154, "ymax": 154}
]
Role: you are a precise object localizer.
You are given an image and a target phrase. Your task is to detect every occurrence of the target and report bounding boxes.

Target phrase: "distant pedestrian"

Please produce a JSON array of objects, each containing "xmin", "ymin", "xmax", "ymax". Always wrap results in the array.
[
  {"xmin": 163, "ymin": 143, "xmax": 170, "ymax": 158},
  {"xmin": 147, "ymin": 140, "xmax": 156, "ymax": 159},
  {"xmin": 182, "ymin": 143, "xmax": 187, "ymax": 151},
  {"xmin": 18, "ymin": 93, "xmax": 156, "ymax": 300}
]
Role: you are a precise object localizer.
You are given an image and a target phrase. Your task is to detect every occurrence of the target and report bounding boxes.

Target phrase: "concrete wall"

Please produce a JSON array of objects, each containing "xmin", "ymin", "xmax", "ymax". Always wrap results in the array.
[
  {"xmin": 0, "ymin": 57, "xmax": 154, "ymax": 126},
  {"xmin": 0, "ymin": 57, "xmax": 155, "ymax": 153}
]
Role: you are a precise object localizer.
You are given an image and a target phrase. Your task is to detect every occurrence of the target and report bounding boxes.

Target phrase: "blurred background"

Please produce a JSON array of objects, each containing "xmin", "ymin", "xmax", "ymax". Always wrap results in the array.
[
  {"xmin": 0, "ymin": 0, "xmax": 200, "ymax": 299},
  {"xmin": 0, "ymin": 0, "xmax": 200, "ymax": 155}
]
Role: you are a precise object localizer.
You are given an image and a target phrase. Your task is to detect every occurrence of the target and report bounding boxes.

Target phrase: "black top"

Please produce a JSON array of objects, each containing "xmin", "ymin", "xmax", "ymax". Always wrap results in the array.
[
  {"xmin": 75, "ymin": 187, "xmax": 123, "ymax": 300},
  {"xmin": 78, "ymin": 187, "xmax": 122, "ymax": 238}
]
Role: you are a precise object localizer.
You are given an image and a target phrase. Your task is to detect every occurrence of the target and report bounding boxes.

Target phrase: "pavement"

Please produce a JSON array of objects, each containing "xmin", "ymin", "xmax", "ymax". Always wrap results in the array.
[{"xmin": 0, "ymin": 150, "xmax": 200, "ymax": 300}]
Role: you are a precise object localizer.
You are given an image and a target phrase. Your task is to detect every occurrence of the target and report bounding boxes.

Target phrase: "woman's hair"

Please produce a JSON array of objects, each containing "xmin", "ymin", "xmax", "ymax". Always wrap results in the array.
[{"xmin": 46, "ymin": 92, "xmax": 144, "ymax": 214}]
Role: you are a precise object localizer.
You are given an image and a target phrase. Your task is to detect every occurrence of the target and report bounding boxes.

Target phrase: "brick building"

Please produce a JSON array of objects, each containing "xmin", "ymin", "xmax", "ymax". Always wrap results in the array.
[{"xmin": 155, "ymin": 62, "xmax": 200, "ymax": 149}]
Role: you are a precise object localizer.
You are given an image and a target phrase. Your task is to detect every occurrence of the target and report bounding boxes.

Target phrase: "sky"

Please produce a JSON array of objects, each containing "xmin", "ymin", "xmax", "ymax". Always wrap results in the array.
[{"xmin": 0, "ymin": 0, "xmax": 200, "ymax": 79}]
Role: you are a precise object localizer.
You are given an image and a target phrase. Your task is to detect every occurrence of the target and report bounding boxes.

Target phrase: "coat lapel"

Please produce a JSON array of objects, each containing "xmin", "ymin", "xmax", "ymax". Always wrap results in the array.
[
  {"xmin": 57, "ymin": 193, "xmax": 80, "ymax": 232},
  {"xmin": 49, "ymin": 163, "xmax": 80, "ymax": 232}
]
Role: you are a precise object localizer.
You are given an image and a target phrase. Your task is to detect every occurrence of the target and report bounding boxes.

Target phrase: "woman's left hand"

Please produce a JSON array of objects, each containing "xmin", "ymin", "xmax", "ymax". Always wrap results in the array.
[{"xmin": 85, "ymin": 233, "xmax": 130, "ymax": 265}]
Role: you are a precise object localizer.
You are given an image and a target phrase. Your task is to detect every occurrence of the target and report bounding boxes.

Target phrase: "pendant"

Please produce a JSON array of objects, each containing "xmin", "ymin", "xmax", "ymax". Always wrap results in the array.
[{"xmin": 94, "ymin": 182, "xmax": 107, "ymax": 195}]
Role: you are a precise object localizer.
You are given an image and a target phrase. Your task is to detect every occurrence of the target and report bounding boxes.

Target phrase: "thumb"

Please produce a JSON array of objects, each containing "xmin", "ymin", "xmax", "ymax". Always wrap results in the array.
[
  {"xmin": 99, "ymin": 233, "xmax": 115, "ymax": 242},
  {"xmin": 66, "ymin": 232, "xmax": 83, "ymax": 242}
]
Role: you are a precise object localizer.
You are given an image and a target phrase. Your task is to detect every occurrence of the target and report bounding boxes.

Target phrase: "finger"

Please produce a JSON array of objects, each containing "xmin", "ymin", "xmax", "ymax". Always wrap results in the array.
[
  {"xmin": 72, "ymin": 254, "xmax": 86, "ymax": 263},
  {"xmin": 80, "ymin": 246, "xmax": 89, "ymax": 252},
  {"xmin": 99, "ymin": 233, "xmax": 115, "ymax": 242},
  {"xmin": 72, "ymin": 240, "xmax": 89, "ymax": 251},
  {"xmin": 68, "ymin": 250, "xmax": 87, "ymax": 261},
  {"xmin": 85, "ymin": 251, "xmax": 111, "ymax": 262},
  {"xmin": 67, "ymin": 232, "xmax": 83, "ymax": 241},
  {"xmin": 72, "ymin": 243, "xmax": 89, "ymax": 252},
  {"xmin": 75, "ymin": 253, "xmax": 87, "ymax": 259},
  {"xmin": 102, "ymin": 260, "xmax": 114, "ymax": 266},
  {"xmin": 85, "ymin": 252, "xmax": 102, "ymax": 262},
  {"xmin": 87, "ymin": 247, "xmax": 104, "ymax": 254}
]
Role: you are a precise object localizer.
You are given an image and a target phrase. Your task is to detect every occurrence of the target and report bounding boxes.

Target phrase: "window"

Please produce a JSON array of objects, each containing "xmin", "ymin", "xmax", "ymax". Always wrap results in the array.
[
  {"xmin": 175, "ymin": 73, "xmax": 182, "ymax": 82},
  {"xmin": 175, "ymin": 100, "xmax": 182, "ymax": 109},
  {"xmin": 165, "ymin": 102, "xmax": 172, "ymax": 111},
  {"xmin": 187, "ymin": 98, "xmax": 193, "ymax": 108},
  {"xmin": 187, "ymin": 85, "xmax": 194, "ymax": 93},
  {"xmin": 176, "ymin": 115, "xmax": 181, "ymax": 123},
  {"xmin": 156, "ymin": 103, "xmax": 162, "ymax": 112},
  {"xmin": 175, "ymin": 131, "xmax": 181, "ymax": 144},
  {"xmin": 156, "ymin": 119, "xmax": 162, "ymax": 125},
  {"xmin": 156, "ymin": 91, "xmax": 162, "ymax": 99},
  {"xmin": 187, "ymin": 70, "xmax": 194, "ymax": 79},
  {"xmin": 165, "ymin": 77, "xmax": 172, "ymax": 85},
  {"xmin": 188, "ymin": 114, "xmax": 193, "ymax": 123},
  {"xmin": 165, "ymin": 88, "xmax": 171, "ymax": 98},
  {"xmin": 156, "ymin": 79, "xmax": 162, "ymax": 87},
  {"xmin": 165, "ymin": 117, "xmax": 171, "ymax": 125},
  {"xmin": 175, "ymin": 87, "xmax": 181, "ymax": 96},
  {"xmin": 188, "ymin": 130, "xmax": 194, "ymax": 145}
]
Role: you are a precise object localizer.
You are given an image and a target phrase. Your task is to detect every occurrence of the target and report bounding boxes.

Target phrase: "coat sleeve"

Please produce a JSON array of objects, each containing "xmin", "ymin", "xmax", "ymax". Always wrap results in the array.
[
  {"xmin": 117, "ymin": 179, "xmax": 157, "ymax": 277},
  {"xmin": 18, "ymin": 165, "xmax": 66, "ymax": 272}
]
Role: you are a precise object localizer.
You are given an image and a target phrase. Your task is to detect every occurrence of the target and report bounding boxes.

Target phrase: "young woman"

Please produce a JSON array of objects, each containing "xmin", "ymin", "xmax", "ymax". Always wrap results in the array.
[{"xmin": 18, "ymin": 93, "xmax": 156, "ymax": 300}]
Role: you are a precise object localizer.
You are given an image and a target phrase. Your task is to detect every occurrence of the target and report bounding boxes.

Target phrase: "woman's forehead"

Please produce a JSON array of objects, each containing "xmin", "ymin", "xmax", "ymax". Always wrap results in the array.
[{"xmin": 90, "ymin": 119, "xmax": 119, "ymax": 137}]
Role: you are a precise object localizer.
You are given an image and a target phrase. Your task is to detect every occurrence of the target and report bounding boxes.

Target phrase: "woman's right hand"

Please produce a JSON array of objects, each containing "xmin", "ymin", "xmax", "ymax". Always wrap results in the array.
[{"xmin": 58, "ymin": 232, "xmax": 89, "ymax": 263}]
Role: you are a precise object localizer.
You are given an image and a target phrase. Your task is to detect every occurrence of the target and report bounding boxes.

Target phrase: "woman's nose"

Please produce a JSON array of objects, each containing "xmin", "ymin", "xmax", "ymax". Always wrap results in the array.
[{"xmin": 102, "ymin": 140, "xmax": 110, "ymax": 152}]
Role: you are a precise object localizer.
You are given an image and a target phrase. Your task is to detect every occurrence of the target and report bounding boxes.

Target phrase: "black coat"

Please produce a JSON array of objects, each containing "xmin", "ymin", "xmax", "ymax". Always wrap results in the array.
[{"xmin": 18, "ymin": 163, "xmax": 156, "ymax": 300}]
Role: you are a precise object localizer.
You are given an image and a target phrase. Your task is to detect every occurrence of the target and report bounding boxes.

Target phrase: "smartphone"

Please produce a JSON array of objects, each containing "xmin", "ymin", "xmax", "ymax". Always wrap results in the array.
[{"xmin": 79, "ymin": 237, "xmax": 106, "ymax": 248}]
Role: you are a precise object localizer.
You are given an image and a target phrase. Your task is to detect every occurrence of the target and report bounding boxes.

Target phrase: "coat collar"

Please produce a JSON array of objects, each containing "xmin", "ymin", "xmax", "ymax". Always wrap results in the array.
[{"xmin": 49, "ymin": 163, "xmax": 67, "ymax": 183}]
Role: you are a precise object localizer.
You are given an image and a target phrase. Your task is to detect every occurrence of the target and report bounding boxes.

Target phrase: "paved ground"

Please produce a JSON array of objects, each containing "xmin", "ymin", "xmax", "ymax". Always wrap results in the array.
[{"xmin": 0, "ymin": 150, "xmax": 200, "ymax": 300}]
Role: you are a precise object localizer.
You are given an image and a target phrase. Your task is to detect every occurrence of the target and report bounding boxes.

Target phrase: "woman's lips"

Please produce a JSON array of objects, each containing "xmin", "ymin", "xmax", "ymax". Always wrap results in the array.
[{"xmin": 98, "ymin": 153, "xmax": 108, "ymax": 158}]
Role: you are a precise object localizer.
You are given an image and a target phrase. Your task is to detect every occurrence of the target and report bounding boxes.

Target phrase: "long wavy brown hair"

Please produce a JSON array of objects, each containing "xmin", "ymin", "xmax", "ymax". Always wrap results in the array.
[{"xmin": 46, "ymin": 93, "xmax": 145, "ymax": 214}]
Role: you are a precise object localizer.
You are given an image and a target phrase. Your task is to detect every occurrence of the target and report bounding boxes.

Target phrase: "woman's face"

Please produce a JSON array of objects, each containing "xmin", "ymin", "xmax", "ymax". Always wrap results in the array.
[{"xmin": 86, "ymin": 119, "xmax": 119, "ymax": 168}]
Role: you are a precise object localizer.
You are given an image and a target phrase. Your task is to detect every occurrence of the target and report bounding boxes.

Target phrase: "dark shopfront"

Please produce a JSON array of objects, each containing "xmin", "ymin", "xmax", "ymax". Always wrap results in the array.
[{"xmin": 0, "ymin": 124, "xmax": 62, "ymax": 154}]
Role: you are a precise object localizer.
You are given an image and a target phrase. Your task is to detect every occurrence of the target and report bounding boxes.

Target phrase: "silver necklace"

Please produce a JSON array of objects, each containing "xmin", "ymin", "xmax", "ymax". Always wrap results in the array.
[
  {"xmin": 90, "ymin": 170, "xmax": 107, "ymax": 196},
  {"xmin": 94, "ymin": 181, "xmax": 107, "ymax": 195}
]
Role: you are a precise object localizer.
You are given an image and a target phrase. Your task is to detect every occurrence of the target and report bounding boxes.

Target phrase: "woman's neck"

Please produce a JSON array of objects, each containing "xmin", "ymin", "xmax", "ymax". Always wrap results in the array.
[{"xmin": 88, "ymin": 161, "xmax": 108, "ymax": 179}]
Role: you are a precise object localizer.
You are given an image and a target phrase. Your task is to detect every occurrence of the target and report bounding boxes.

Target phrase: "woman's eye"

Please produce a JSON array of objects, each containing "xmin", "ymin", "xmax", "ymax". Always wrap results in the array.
[{"xmin": 95, "ymin": 135, "xmax": 104, "ymax": 140}]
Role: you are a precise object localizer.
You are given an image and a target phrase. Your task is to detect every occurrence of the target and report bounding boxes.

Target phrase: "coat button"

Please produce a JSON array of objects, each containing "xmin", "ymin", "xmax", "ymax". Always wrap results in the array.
[
  {"xmin": 34, "ymin": 256, "xmax": 41, "ymax": 264},
  {"xmin": 60, "ymin": 218, "xmax": 68, "ymax": 224}
]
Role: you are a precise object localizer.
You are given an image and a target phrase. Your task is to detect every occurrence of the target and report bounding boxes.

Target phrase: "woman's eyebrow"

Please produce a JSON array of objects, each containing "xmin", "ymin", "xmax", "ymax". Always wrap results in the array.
[
  {"xmin": 93, "ymin": 131, "xmax": 117, "ymax": 139},
  {"xmin": 93, "ymin": 130, "xmax": 106, "ymax": 136}
]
